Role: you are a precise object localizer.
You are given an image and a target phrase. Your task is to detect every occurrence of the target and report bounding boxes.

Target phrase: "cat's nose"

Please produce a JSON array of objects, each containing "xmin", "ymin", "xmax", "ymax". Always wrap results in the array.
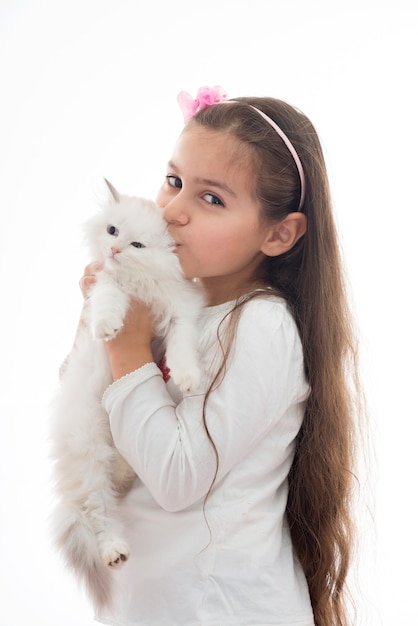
[{"xmin": 111, "ymin": 246, "xmax": 121, "ymax": 256}]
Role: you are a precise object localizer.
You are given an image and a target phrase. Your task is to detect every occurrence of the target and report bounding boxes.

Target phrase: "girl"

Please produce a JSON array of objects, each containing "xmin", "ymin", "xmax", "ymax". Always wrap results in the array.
[{"xmin": 81, "ymin": 87, "xmax": 360, "ymax": 626}]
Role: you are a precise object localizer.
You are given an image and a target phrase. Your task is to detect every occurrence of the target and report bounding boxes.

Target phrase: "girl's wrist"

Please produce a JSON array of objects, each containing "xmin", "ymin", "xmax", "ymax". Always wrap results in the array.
[{"xmin": 104, "ymin": 336, "xmax": 154, "ymax": 381}]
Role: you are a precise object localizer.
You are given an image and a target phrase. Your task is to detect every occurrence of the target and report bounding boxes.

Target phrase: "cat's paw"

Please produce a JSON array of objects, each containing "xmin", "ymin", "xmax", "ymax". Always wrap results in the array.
[
  {"xmin": 91, "ymin": 319, "xmax": 123, "ymax": 341},
  {"xmin": 170, "ymin": 364, "xmax": 201, "ymax": 393},
  {"xmin": 100, "ymin": 538, "xmax": 130, "ymax": 569}
]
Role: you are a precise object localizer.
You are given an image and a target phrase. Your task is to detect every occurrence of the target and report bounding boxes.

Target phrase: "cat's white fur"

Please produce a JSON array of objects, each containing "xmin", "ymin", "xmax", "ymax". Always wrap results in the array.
[{"xmin": 50, "ymin": 180, "xmax": 205, "ymax": 611}]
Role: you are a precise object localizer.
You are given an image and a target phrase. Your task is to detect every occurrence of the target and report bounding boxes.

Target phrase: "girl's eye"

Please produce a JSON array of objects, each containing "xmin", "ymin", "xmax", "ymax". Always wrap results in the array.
[
  {"xmin": 203, "ymin": 193, "xmax": 224, "ymax": 207},
  {"xmin": 166, "ymin": 175, "xmax": 182, "ymax": 189},
  {"xmin": 131, "ymin": 242, "xmax": 145, "ymax": 248},
  {"xmin": 107, "ymin": 224, "xmax": 119, "ymax": 236}
]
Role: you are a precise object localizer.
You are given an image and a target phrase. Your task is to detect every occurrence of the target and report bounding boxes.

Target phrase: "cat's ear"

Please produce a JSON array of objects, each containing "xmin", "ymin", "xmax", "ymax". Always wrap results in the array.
[{"xmin": 104, "ymin": 178, "xmax": 120, "ymax": 203}]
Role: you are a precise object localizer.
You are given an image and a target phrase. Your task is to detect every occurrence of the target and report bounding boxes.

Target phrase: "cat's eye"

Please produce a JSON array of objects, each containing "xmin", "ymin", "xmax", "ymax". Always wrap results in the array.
[
  {"xmin": 107, "ymin": 224, "xmax": 119, "ymax": 236},
  {"xmin": 131, "ymin": 242, "xmax": 145, "ymax": 248}
]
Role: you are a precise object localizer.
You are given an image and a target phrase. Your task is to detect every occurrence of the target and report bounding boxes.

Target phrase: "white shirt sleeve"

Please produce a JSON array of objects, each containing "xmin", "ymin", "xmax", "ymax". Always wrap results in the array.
[{"xmin": 102, "ymin": 298, "xmax": 309, "ymax": 512}]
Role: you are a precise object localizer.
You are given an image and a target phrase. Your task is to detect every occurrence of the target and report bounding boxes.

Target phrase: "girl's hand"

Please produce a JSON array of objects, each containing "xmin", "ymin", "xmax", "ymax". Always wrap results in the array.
[
  {"xmin": 74, "ymin": 263, "xmax": 103, "ymax": 338},
  {"xmin": 79, "ymin": 263, "xmax": 155, "ymax": 380},
  {"xmin": 79, "ymin": 262, "xmax": 103, "ymax": 298},
  {"xmin": 111, "ymin": 298, "xmax": 156, "ymax": 347},
  {"xmin": 104, "ymin": 300, "xmax": 156, "ymax": 381}
]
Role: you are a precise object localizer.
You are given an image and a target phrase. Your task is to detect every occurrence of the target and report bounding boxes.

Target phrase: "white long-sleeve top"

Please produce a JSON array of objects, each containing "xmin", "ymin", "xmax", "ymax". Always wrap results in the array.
[{"xmin": 97, "ymin": 296, "xmax": 314, "ymax": 626}]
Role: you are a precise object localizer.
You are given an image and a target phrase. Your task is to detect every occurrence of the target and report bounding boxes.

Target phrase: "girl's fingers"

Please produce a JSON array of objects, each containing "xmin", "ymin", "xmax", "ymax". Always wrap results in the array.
[
  {"xmin": 79, "ymin": 275, "xmax": 96, "ymax": 297},
  {"xmin": 84, "ymin": 261, "xmax": 103, "ymax": 275},
  {"xmin": 79, "ymin": 262, "xmax": 103, "ymax": 298}
]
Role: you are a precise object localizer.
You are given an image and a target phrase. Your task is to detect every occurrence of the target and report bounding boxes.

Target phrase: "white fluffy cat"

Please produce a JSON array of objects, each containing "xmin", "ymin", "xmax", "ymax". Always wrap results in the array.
[{"xmin": 50, "ymin": 179, "xmax": 205, "ymax": 611}]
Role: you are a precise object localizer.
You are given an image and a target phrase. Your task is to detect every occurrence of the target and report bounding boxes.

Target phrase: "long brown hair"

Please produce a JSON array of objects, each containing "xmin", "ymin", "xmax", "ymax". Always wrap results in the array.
[{"xmin": 193, "ymin": 98, "xmax": 361, "ymax": 626}]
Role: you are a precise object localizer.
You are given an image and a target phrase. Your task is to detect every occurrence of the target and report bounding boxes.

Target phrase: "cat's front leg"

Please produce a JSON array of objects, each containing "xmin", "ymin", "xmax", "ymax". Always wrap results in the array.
[
  {"xmin": 89, "ymin": 275, "xmax": 129, "ymax": 341},
  {"xmin": 165, "ymin": 319, "xmax": 202, "ymax": 393}
]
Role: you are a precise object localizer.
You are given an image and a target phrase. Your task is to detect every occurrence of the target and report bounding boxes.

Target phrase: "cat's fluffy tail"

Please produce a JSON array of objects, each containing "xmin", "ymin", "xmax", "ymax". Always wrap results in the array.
[{"xmin": 52, "ymin": 505, "xmax": 115, "ymax": 613}]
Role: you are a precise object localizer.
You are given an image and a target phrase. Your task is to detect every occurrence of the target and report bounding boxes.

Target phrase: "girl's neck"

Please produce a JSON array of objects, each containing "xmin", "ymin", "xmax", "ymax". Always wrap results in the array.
[{"xmin": 198, "ymin": 277, "xmax": 269, "ymax": 307}]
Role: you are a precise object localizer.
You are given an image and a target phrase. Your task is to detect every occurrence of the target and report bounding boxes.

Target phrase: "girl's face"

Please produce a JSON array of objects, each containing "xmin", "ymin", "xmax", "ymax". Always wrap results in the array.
[{"xmin": 156, "ymin": 124, "xmax": 272, "ymax": 305}]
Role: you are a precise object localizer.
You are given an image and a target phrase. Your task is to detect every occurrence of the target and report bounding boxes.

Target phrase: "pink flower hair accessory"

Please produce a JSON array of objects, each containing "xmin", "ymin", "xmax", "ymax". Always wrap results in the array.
[
  {"xmin": 177, "ymin": 85, "xmax": 228, "ymax": 123},
  {"xmin": 176, "ymin": 86, "xmax": 306, "ymax": 211}
]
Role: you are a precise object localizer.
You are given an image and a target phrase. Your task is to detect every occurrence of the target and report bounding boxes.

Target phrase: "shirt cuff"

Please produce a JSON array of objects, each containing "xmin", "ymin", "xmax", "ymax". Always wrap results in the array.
[{"xmin": 102, "ymin": 362, "xmax": 162, "ymax": 408}]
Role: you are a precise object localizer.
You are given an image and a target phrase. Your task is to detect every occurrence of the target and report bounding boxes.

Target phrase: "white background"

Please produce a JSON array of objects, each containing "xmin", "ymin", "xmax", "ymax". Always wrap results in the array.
[{"xmin": 0, "ymin": 1, "xmax": 416, "ymax": 624}]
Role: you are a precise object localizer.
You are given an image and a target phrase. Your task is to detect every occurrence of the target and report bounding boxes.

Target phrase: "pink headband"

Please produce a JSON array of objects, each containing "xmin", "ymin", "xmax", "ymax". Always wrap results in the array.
[{"xmin": 177, "ymin": 86, "xmax": 306, "ymax": 212}]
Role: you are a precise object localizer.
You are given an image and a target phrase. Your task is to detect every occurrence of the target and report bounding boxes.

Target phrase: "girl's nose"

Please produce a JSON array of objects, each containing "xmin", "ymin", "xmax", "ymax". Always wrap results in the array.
[{"xmin": 163, "ymin": 197, "xmax": 189, "ymax": 226}]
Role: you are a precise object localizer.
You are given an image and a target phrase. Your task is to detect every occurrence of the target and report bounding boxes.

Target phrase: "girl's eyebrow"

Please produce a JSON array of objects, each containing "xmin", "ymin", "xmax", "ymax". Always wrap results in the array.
[{"xmin": 168, "ymin": 160, "xmax": 236, "ymax": 197}]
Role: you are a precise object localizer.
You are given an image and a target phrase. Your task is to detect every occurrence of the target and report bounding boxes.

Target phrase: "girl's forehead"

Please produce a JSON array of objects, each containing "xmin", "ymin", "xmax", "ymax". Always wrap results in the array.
[{"xmin": 172, "ymin": 124, "xmax": 255, "ymax": 176}]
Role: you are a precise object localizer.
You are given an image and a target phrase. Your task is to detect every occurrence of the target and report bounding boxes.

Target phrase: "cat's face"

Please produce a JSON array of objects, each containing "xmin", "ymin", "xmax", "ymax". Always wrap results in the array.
[{"xmin": 85, "ymin": 194, "xmax": 174, "ymax": 272}]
